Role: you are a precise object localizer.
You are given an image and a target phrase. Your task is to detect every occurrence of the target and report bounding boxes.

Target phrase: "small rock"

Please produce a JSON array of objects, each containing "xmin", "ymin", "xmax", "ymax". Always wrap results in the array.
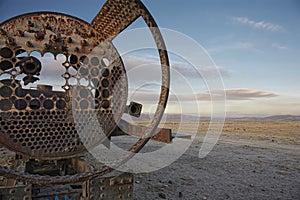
[
  {"xmin": 168, "ymin": 180, "xmax": 173, "ymax": 184},
  {"xmin": 159, "ymin": 192, "xmax": 166, "ymax": 199},
  {"xmin": 203, "ymin": 196, "xmax": 208, "ymax": 200},
  {"xmin": 179, "ymin": 192, "xmax": 183, "ymax": 198},
  {"xmin": 135, "ymin": 180, "xmax": 140, "ymax": 184},
  {"xmin": 250, "ymin": 184, "xmax": 254, "ymax": 188}
]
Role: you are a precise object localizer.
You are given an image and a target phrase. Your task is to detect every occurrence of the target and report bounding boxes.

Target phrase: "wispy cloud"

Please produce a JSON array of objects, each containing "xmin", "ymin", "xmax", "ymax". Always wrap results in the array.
[
  {"xmin": 123, "ymin": 55, "xmax": 232, "ymax": 79},
  {"xmin": 232, "ymin": 17, "xmax": 284, "ymax": 32},
  {"xmin": 129, "ymin": 88, "xmax": 279, "ymax": 102},
  {"xmin": 272, "ymin": 43, "xmax": 288, "ymax": 50},
  {"xmin": 225, "ymin": 88, "xmax": 278, "ymax": 100}
]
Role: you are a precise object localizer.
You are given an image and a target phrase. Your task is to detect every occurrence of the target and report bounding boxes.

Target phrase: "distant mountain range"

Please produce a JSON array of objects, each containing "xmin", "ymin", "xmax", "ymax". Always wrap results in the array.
[
  {"xmin": 228, "ymin": 115, "xmax": 300, "ymax": 122},
  {"xmin": 137, "ymin": 114, "xmax": 300, "ymax": 122}
]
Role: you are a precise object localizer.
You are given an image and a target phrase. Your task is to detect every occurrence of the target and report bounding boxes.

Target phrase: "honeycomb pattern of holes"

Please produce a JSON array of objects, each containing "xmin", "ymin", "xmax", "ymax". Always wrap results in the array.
[
  {"xmin": 75, "ymin": 96, "xmax": 81, "ymax": 102},
  {"xmin": 79, "ymin": 88, "xmax": 89, "ymax": 98},
  {"xmin": 69, "ymin": 66, "xmax": 77, "ymax": 76},
  {"xmin": 15, "ymin": 49, "xmax": 26, "ymax": 57},
  {"xmin": 0, "ymin": 85, "xmax": 13, "ymax": 97},
  {"xmin": 101, "ymin": 68, "xmax": 110, "ymax": 77},
  {"xmin": 0, "ymin": 120, "xmax": 5, "ymax": 125},
  {"xmin": 0, "ymin": 60, "xmax": 13, "ymax": 71},
  {"xmin": 101, "ymin": 100, "xmax": 110, "ymax": 109},
  {"xmin": 0, "ymin": 99, "xmax": 12, "ymax": 111},
  {"xmin": 80, "ymin": 78, "xmax": 89, "ymax": 86},
  {"xmin": 29, "ymin": 99, "xmax": 40, "ymax": 110},
  {"xmin": 24, "ymin": 138, "xmax": 29, "ymax": 143},
  {"xmin": 90, "ymin": 67, "xmax": 100, "ymax": 77},
  {"xmin": 79, "ymin": 67, "xmax": 89, "ymax": 76},
  {"xmin": 43, "ymin": 99, "xmax": 54, "ymax": 109},
  {"xmin": 91, "ymin": 57, "xmax": 100, "ymax": 66},
  {"xmin": 68, "ymin": 77, "xmax": 76, "ymax": 85},
  {"xmin": 79, "ymin": 99, "xmax": 89, "ymax": 109},
  {"xmin": 29, "ymin": 90, "xmax": 41, "ymax": 98},
  {"xmin": 25, "ymin": 96, "xmax": 31, "ymax": 101},
  {"xmin": 80, "ymin": 56, "xmax": 89, "ymax": 65},
  {"xmin": 101, "ymin": 78, "xmax": 110, "ymax": 88},
  {"xmin": 0, "ymin": 47, "xmax": 13, "ymax": 58},
  {"xmin": 11, "ymin": 57, "xmax": 17, "ymax": 63},
  {"xmin": 101, "ymin": 89, "xmax": 110, "ymax": 99},
  {"xmin": 90, "ymin": 88, "xmax": 97, "ymax": 97},
  {"xmin": 101, "ymin": 58, "xmax": 110, "ymax": 67},
  {"xmin": 90, "ymin": 78, "xmax": 100, "ymax": 89},
  {"xmin": 15, "ymin": 99, "xmax": 27, "ymax": 110},
  {"xmin": 69, "ymin": 54, "xmax": 78, "ymax": 65}
]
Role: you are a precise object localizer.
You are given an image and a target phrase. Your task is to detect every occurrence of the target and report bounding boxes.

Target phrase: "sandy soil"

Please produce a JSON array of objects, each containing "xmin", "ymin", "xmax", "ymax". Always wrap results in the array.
[{"xmin": 131, "ymin": 122, "xmax": 300, "ymax": 200}]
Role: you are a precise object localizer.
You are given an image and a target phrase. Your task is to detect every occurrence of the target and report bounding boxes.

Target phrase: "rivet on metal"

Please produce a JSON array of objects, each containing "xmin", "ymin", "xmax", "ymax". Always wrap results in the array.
[
  {"xmin": 35, "ymin": 32, "xmax": 44, "ymax": 40},
  {"xmin": 6, "ymin": 37, "xmax": 15, "ymax": 46},
  {"xmin": 81, "ymin": 40, "xmax": 88, "ymax": 46},
  {"xmin": 26, "ymin": 41, "xmax": 33, "ymax": 48},
  {"xmin": 67, "ymin": 37, "xmax": 73, "ymax": 43},
  {"xmin": 74, "ymin": 47, "xmax": 80, "ymax": 53},
  {"xmin": 0, "ymin": 28, "xmax": 6, "ymax": 35}
]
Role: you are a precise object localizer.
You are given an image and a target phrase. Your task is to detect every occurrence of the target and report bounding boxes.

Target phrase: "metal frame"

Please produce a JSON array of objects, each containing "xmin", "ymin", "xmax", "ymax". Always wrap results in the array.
[{"xmin": 0, "ymin": 2, "xmax": 170, "ymax": 198}]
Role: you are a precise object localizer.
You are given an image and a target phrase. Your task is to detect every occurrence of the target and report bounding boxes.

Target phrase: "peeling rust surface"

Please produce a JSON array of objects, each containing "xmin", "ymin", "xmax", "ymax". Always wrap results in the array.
[
  {"xmin": 0, "ymin": 0, "xmax": 170, "ymax": 185},
  {"xmin": 0, "ymin": 12, "xmax": 128, "ymax": 159}
]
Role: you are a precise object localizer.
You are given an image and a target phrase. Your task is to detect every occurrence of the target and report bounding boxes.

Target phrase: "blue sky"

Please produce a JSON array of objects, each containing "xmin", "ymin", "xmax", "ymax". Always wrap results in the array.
[{"xmin": 1, "ymin": 0, "xmax": 299, "ymax": 117}]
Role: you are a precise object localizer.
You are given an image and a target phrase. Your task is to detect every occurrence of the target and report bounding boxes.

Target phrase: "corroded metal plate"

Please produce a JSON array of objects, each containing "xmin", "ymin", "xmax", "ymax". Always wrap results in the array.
[{"xmin": 0, "ymin": 12, "xmax": 128, "ymax": 159}]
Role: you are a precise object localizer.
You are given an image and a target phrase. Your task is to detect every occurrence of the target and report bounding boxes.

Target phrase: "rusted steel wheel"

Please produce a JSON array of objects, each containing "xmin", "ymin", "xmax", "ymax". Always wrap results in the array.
[{"xmin": 0, "ymin": 0, "xmax": 169, "ymax": 184}]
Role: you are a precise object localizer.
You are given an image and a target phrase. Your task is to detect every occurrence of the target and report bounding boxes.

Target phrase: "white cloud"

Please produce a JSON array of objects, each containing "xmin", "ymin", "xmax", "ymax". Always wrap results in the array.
[
  {"xmin": 232, "ymin": 17, "xmax": 284, "ymax": 32},
  {"xmin": 272, "ymin": 43, "xmax": 288, "ymax": 50}
]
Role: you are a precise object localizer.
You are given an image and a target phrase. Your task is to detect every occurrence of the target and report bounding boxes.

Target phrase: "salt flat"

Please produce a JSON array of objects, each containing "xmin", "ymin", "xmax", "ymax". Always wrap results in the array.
[{"xmin": 131, "ymin": 122, "xmax": 300, "ymax": 200}]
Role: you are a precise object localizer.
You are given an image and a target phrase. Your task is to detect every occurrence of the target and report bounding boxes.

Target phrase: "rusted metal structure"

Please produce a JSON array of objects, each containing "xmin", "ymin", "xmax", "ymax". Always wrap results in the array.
[{"xmin": 0, "ymin": 0, "xmax": 171, "ymax": 199}]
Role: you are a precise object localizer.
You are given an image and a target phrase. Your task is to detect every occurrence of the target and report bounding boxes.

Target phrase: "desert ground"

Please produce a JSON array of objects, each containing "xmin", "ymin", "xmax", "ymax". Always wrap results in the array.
[
  {"xmin": 129, "ymin": 121, "xmax": 300, "ymax": 200},
  {"xmin": 0, "ymin": 121, "xmax": 299, "ymax": 199}
]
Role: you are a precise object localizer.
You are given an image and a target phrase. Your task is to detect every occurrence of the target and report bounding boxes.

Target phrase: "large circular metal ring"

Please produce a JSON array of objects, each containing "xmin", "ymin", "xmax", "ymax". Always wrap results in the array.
[{"xmin": 0, "ymin": 0, "xmax": 170, "ymax": 184}]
